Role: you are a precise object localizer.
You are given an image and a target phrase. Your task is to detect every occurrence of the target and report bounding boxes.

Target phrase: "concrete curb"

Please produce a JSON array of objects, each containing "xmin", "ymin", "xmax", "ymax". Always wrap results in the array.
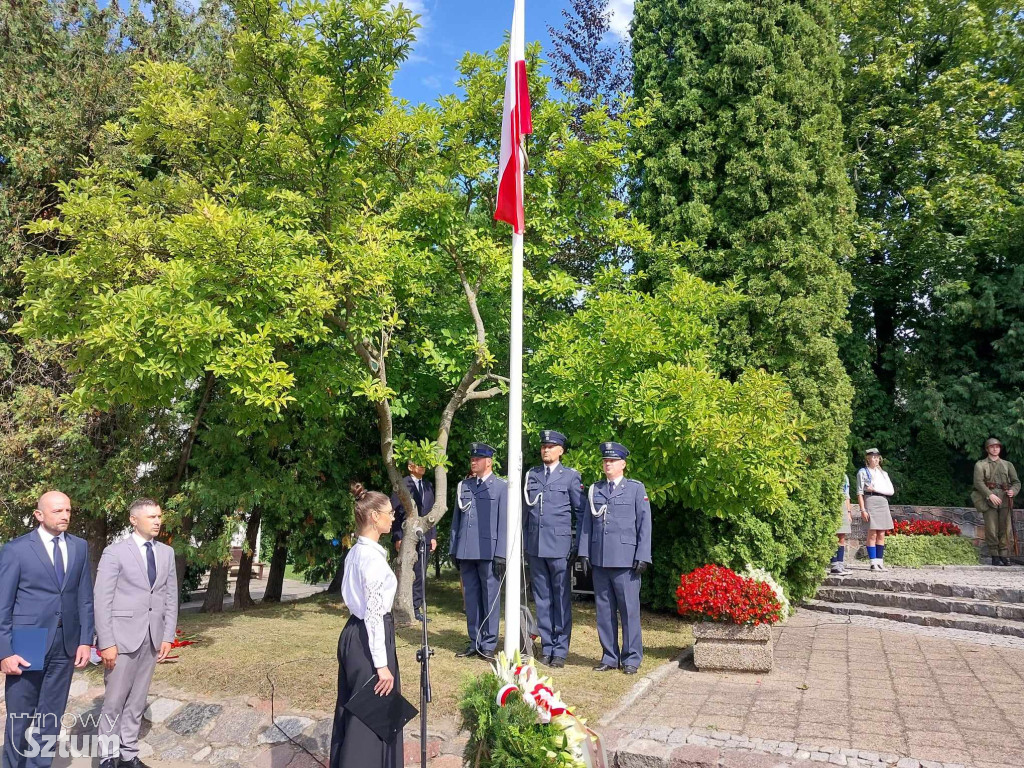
[{"xmin": 597, "ymin": 646, "xmax": 693, "ymax": 728}]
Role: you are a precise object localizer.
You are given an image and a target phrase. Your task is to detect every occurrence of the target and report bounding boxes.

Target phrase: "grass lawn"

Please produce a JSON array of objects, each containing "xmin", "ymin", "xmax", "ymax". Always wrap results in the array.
[{"xmin": 100, "ymin": 569, "xmax": 693, "ymax": 724}]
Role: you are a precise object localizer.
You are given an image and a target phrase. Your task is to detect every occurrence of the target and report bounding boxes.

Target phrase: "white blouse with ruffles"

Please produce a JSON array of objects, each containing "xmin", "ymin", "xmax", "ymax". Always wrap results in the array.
[{"xmin": 341, "ymin": 537, "xmax": 397, "ymax": 669}]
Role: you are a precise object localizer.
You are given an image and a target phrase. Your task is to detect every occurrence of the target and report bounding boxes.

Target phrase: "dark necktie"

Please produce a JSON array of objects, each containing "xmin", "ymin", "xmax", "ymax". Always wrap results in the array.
[
  {"xmin": 412, "ymin": 481, "xmax": 423, "ymax": 512},
  {"xmin": 53, "ymin": 538, "xmax": 65, "ymax": 588},
  {"xmin": 145, "ymin": 541, "xmax": 157, "ymax": 587},
  {"xmin": 544, "ymin": 466, "xmax": 550, "ymax": 482}
]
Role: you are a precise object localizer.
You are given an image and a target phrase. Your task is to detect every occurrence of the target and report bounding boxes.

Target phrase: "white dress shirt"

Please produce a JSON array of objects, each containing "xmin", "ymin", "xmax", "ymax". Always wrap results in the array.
[
  {"xmin": 131, "ymin": 531, "xmax": 156, "ymax": 560},
  {"xmin": 341, "ymin": 537, "xmax": 397, "ymax": 669},
  {"xmin": 37, "ymin": 527, "xmax": 70, "ymax": 571}
]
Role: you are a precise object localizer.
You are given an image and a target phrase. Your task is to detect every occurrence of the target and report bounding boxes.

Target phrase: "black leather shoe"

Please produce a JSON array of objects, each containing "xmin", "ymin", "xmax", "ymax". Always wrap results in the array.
[
  {"xmin": 537, "ymin": 654, "xmax": 553, "ymax": 666},
  {"xmin": 1000, "ymin": 557, "xmax": 1012, "ymax": 566},
  {"xmin": 593, "ymin": 663, "xmax": 617, "ymax": 672},
  {"xmin": 99, "ymin": 759, "xmax": 118, "ymax": 768},
  {"xmin": 414, "ymin": 611, "xmax": 431, "ymax": 622},
  {"xmin": 456, "ymin": 645, "xmax": 479, "ymax": 658},
  {"xmin": 120, "ymin": 758, "xmax": 152, "ymax": 768},
  {"xmin": 622, "ymin": 665, "xmax": 639, "ymax": 675},
  {"xmin": 549, "ymin": 656, "xmax": 565, "ymax": 669},
  {"xmin": 993, "ymin": 556, "xmax": 1003, "ymax": 565}
]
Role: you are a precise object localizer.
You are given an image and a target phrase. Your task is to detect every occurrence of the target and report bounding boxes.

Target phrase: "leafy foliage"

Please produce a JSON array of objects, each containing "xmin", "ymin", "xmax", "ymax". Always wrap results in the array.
[
  {"xmin": 838, "ymin": 0, "xmax": 1024, "ymax": 495},
  {"xmin": 528, "ymin": 270, "xmax": 829, "ymax": 605},
  {"xmin": 630, "ymin": 0, "xmax": 856, "ymax": 600},
  {"xmin": 883, "ymin": 534, "xmax": 980, "ymax": 567},
  {"xmin": 0, "ymin": 0, "xmax": 230, "ymax": 547},
  {"xmin": 459, "ymin": 672, "xmax": 577, "ymax": 768}
]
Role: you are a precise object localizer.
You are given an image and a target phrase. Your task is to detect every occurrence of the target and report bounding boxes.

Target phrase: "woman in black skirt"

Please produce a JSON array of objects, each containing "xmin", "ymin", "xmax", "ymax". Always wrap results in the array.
[{"xmin": 330, "ymin": 483, "xmax": 402, "ymax": 768}]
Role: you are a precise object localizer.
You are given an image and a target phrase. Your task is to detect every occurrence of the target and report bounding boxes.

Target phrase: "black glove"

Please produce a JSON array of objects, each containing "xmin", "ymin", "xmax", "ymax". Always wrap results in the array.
[
  {"xmin": 632, "ymin": 560, "xmax": 648, "ymax": 576},
  {"xmin": 576, "ymin": 556, "xmax": 590, "ymax": 575},
  {"xmin": 453, "ymin": 558, "xmax": 462, "ymax": 570},
  {"xmin": 493, "ymin": 556, "xmax": 506, "ymax": 579}
]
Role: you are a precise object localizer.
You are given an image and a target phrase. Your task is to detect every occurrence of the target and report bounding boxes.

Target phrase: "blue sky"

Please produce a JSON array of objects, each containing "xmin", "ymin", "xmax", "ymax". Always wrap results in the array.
[{"xmin": 388, "ymin": 0, "xmax": 633, "ymax": 105}]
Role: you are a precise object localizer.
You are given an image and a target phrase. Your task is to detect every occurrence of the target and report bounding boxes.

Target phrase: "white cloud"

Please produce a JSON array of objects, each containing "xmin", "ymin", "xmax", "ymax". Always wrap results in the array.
[
  {"xmin": 421, "ymin": 75, "xmax": 442, "ymax": 89},
  {"xmin": 607, "ymin": 0, "xmax": 634, "ymax": 40}
]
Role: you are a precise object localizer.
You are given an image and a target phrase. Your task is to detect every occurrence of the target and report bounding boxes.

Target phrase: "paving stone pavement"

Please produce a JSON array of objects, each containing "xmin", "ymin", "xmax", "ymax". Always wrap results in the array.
[{"xmin": 608, "ymin": 608, "xmax": 1024, "ymax": 768}]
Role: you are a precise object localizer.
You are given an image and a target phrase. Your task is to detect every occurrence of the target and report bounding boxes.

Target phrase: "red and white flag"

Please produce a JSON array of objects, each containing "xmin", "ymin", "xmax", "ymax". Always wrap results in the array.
[{"xmin": 493, "ymin": 0, "xmax": 532, "ymax": 234}]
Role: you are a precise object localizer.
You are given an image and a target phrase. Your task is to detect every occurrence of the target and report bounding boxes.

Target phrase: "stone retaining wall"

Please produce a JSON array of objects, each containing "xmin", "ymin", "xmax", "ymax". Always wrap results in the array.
[{"xmin": 844, "ymin": 504, "xmax": 1024, "ymax": 560}]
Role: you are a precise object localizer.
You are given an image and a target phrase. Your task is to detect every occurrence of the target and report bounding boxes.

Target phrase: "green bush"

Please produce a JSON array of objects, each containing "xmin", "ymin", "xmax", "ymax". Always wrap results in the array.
[
  {"xmin": 458, "ymin": 672, "xmax": 577, "ymax": 768},
  {"xmin": 883, "ymin": 534, "xmax": 979, "ymax": 567}
]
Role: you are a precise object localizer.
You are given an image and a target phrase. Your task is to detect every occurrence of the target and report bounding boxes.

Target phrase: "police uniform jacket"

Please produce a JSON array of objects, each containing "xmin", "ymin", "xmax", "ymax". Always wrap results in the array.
[
  {"xmin": 449, "ymin": 474, "xmax": 508, "ymax": 561},
  {"xmin": 523, "ymin": 464, "xmax": 584, "ymax": 559},
  {"xmin": 578, "ymin": 478, "xmax": 652, "ymax": 569},
  {"xmin": 391, "ymin": 476, "xmax": 437, "ymax": 543}
]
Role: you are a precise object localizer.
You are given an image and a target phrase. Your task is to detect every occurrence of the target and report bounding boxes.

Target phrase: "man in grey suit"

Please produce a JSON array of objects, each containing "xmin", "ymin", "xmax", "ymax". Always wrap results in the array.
[{"xmin": 94, "ymin": 499, "xmax": 178, "ymax": 768}]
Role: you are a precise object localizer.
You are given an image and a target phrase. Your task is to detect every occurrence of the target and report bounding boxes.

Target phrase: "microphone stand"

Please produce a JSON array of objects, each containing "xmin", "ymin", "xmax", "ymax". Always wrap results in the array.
[{"xmin": 415, "ymin": 531, "xmax": 433, "ymax": 768}]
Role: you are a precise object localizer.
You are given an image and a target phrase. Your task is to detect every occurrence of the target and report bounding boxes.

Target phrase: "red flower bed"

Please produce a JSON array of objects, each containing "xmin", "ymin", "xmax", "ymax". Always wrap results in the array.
[
  {"xmin": 675, "ymin": 564, "xmax": 784, "ymax": 626},
  {"xmin": 892, "ymin": 519, "xmax": 961, "ymax": 537}
]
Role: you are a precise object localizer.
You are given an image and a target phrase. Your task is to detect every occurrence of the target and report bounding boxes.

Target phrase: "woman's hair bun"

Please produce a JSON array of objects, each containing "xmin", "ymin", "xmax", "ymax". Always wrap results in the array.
[{"xmin": 350, "ymin": 481, "xmax": 367, "ymax": 501}]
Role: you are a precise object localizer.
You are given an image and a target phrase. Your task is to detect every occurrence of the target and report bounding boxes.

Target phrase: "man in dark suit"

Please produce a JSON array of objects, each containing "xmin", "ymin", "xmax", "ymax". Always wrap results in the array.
[
  {"xmin": 0, "ymin": 491, "xmax": 95, "ymax": 768},
  {"xmin": 450, "ymin": 443, "xmax": 507, "ymax": 660},
  {"xmin": 391, "ymin": 461, "xmax": 437, "ymax": 622}
]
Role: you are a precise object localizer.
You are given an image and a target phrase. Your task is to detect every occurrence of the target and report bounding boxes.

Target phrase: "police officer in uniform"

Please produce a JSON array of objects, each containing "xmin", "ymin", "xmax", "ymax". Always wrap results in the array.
[
  {"xmin": 450, "ymin": 443, "xmax": 507, "ymax": 659},
  {"xmin": 577, "ymin": 442, "xmax": 652, "ymax": 675},
  {"xmin": 972, "ymin": 437, "xmax": 1021, "ymax": 566},
  {"xmin": 391, "ymin": 461, "xmax": 437, "ymax": 622},
  {"xmin": 523, "ymin": 430, "xmax": 584, "ymax": 668}
]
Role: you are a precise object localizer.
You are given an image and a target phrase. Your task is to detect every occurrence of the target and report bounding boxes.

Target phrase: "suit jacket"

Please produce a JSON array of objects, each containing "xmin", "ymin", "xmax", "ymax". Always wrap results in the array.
[
  {"xmin": 391, "ymin": 476, "xmax": 437, "ymax": 543},
  {"xmin": 94, "ymin": 536, "xmax": 178, "ymax": 654},
  {"xmin": 523, "ymin": 464, "xmax": 585, "ymax": 559},
  {"xmin": 0, "ymin": 529, "xmax": 95, "ymax": 659},
  {"xmin": 578, "ymin": 478, "xmax": 653, "ymax": 568},
  {"xmin": 449, "ymin": 474, "xmax": 508, "ymax": 561}
]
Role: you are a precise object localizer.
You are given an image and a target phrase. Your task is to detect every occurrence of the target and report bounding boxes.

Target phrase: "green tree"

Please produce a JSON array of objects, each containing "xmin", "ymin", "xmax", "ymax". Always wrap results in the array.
[
  {"xmin": 838, "ymin": 0, "xmax": 1024, "ymax": 496},
  {"xmin": 0, "ymin": 0, "xmax": 229, "ymax": 562},
  {"xmin": 14, "ymin": 0, "xmax": 650, "ymax": 623},
  {"xmin": 629, "ymin": 0, "xmax": 856, "ymax": 595},
  {"xmin": 529, "ymin": 270, "xmax": 813, "ymax": 605}
]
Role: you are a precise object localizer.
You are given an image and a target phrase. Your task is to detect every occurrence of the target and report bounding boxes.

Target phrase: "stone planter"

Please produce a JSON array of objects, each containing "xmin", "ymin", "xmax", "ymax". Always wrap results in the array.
[{"xmin": 692, "ymin": 622, "xmax": 774, "ymax": 673}]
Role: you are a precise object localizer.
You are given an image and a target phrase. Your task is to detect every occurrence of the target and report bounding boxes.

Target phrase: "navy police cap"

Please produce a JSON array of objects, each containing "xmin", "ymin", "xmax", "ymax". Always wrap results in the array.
[
  {"xmin": 600, "ymin": 442, "xmax": 629, "ymax": 460},
  {"xmin": 470, "ymin": 442, "xmax": 495, "ymax": 458},
  {"xmin": 540, "ymin": 430, "xmax": 567, "ymax": 447}
]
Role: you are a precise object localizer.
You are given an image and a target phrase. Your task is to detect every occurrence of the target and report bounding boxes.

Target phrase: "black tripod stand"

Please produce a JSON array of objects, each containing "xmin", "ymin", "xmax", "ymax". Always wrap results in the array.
[{"xmin": 415, "ymin": 532, "xmax": 434, "ymax": 768}]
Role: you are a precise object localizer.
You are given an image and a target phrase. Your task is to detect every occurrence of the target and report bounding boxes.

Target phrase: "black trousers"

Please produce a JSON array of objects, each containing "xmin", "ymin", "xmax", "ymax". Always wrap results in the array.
[
  {"xmin": 329, "ymin": 614, "xmax": 402, "ymax": 768},
  {"xmin": 412, "ymin": 546, "xmax": 429, "ymax": 611}
]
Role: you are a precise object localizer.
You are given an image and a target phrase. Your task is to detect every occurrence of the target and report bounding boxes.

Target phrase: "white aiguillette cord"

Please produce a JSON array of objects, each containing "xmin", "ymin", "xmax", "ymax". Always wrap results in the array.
[{"xmin": 589, "ymin": 484, "xmax": 608, "ymax": 518}]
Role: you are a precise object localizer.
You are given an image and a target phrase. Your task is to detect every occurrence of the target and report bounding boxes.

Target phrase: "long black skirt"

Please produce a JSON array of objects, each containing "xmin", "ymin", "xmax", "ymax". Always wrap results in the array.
[{"xmin": 329, "ymin": 613, "xmax": 403, "ymax": 768}]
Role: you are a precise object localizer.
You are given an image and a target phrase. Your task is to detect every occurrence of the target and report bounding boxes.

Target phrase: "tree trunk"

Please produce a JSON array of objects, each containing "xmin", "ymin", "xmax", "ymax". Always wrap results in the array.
[
  {"xmin": 201, "ymin": 563, "xmax": 229, "ymax": 613},
  {"xmin": 233, "ymin": 508, "xmax": 262, "ymax": 610},
  {"xmin": 262, "ymin": 529, "xmax": 288, "ymax": 603},
  {"xmin": 84, "ymin": 515, "xmax": 108, "ymax": 583}
]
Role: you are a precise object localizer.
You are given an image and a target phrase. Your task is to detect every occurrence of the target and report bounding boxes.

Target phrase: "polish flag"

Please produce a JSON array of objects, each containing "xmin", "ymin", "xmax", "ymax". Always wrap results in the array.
[{"xmin": 493, "ymin": 0, "xmax": 532, "ymax": 234}]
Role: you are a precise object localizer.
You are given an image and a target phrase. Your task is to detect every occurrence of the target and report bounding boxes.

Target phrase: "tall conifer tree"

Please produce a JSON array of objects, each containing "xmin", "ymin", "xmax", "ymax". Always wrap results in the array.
[{"xmin": 631, "ymin": 0, "xmax": 856, "ymax": 595}]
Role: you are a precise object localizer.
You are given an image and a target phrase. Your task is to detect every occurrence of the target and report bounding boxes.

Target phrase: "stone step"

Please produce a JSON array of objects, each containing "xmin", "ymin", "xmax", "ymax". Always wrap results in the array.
[
  {"xmin": 816, "ymin": 585, "xmax": 1024, "ymax": 621},
  {"xmin": 802, "ymin": 599, "xmax": 1024, "ymax": 638},
  {"xmin": 821, "ymin": 574, "xmax": 1024, "ymax": 603}
]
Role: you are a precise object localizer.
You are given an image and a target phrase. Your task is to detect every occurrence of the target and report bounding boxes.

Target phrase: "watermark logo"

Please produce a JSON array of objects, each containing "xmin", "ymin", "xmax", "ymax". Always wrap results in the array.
[{"xmin": 10, "ymin": 712, "xmax": 121, "ymax": 758}]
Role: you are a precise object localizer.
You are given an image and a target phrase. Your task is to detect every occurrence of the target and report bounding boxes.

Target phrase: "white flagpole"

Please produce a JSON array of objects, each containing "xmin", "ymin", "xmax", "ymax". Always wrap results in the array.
[{"xmin": 503, "ymin": 230, "xmax": 524, "ymax": 658}]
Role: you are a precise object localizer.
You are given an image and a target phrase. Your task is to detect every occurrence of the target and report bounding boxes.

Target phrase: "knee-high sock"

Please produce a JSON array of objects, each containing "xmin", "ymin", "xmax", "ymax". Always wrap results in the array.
[{"xmin": 877, "ymin": 544, "xmax": 885, "ymax": 561}]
